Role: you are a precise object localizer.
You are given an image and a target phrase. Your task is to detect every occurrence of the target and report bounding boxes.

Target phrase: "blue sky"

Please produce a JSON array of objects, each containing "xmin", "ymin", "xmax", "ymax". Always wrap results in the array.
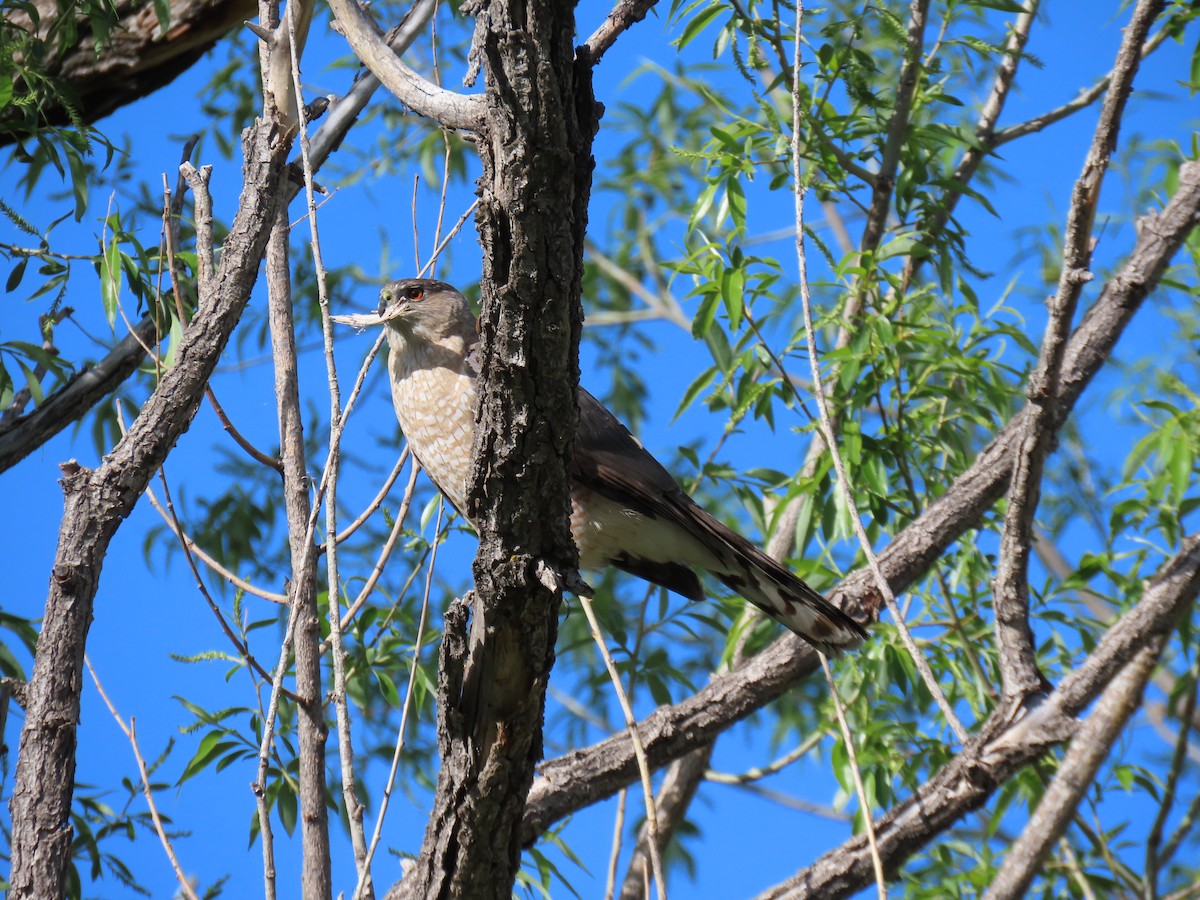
[{"xmin": 2, "ymin": 2, "xmax": 1198, "ymax": 898}]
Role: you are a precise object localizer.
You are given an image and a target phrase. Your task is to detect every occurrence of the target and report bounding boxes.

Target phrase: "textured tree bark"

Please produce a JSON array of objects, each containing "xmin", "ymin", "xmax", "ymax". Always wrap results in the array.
[
  {"xmin": 392, "ymin": 0, "xmax": 599, "ymax": 897},
  {"xmin": 6, "ymin": 117, "xmax": 290, "ymax": 899},
  {"xmin": 1, "ymin": 0, "xmax": 255, "ymax": 143}
]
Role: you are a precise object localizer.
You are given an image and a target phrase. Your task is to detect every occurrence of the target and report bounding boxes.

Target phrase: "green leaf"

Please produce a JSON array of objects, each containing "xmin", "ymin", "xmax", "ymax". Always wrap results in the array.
[
  {"xmin": 100, "ymin": 235, "xmax": 121, "ymax": 330},
  {"xmin": 6, "ymin": 258, "xmax": 28, "ymax": 292},
  {"xmin": 676, "ymin": 3, "xmax": 725, "ymax": 49}
]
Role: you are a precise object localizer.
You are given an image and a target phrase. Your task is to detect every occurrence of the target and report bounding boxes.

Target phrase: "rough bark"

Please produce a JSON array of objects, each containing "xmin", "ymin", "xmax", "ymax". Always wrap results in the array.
[
  {"xmin": 391, "ymin": 0, "xmax": 599, "ymax": 897},
  {"xmin": 6, "ymin": 117, "xmax": 291, "ymax": 899},
  {"xmin": 2, "ymin": 0, "xmax": 255, "ymax": 142}
]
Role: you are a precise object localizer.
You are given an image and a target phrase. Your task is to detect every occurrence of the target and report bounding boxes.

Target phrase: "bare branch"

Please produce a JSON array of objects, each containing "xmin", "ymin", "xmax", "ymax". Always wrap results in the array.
[
  {"xmin": 518, "ymin": 159, "xmax": 1200, "ymax": 847},
  {"xmin": 581, "ymin": 0, "xmax": 660, "ymax": 65},
  {"xmin": 86, "ymin": 657, "xmax": 200, "ymax": 900},
  {"xmin": 0, "ymin": 314, "xmax": 161, "ymax": 473},
  {"xmin": 325, "ymin": 0, "xmax": 484, "ymax": 132},
  {"xmin": 619, "ymin": 746, "xmax": 712, "ymax": 899},
  {"xmin": 992, "ymin": 0, "xmax": 1165, "ymax": 701},
  {"xmin": 983, "ymin": 640, "xmax": 1162, "ymax": 899},
  {"xmin": 8, "ymin": 114, "xmax": 291, "ymax": 900},
  {"xmin": 264, "ymin": 203, "xmax": 333, "ymax": 900},
  {"xmin": 993, "ymin": 20, "xmax": 1175, "ymax": 147}
]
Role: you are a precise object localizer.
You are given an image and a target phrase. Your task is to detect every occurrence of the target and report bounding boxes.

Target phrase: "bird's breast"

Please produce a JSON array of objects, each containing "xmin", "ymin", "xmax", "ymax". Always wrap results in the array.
[{"xmin": 388, "ymin": 362, "xmax": 477, "ymax": 514}]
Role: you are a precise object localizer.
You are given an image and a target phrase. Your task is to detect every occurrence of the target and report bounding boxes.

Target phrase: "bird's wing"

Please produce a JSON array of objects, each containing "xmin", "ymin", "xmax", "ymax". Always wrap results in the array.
[{"xmin": 572, "ymin": 388, "xmax": 867, "ymax": 652}]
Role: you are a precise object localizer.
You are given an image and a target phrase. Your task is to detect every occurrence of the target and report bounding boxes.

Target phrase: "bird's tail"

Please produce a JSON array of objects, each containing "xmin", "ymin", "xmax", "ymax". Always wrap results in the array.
[{"xmin": 702, "ymin": 517, "xmax": 868, "ymax": 655}]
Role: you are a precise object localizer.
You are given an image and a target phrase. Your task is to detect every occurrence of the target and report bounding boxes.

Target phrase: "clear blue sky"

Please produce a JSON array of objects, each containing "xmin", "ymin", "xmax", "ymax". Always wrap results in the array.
[{"xmin": 2, "ymin": 3, "xmax": 1196, "ymax": 897}]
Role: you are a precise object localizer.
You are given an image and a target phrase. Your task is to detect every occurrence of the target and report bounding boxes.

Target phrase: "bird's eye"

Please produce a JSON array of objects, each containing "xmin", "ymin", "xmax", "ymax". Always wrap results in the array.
[{"xmin": 405, "ymin": 287, "xmax": 425, "ymax": 301}]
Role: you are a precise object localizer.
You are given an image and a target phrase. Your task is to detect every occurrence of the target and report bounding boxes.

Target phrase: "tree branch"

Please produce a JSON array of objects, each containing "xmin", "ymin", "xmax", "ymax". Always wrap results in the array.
[
  {"xmin": 325, "ymin": 0, "xmax": 484, "ymax": 132},
  {"xmin": 983, "ymin": 638, "xmax": 1162, "ymax": 899},
  {"xmin": 755, "ymin": 533, "xmax": 1200, "ymax": 899},
  {"xmin": 859, "ymin": 0, "xmax": 930, "ymax": 254},
  {"xmin": 7, "ymin": 114, "xmax": 291, "ymax": 900},
  {"xmin": 0, "ymin": 314, "xmax": 161, "ymax": 473},
  {"xmin": 517, "ymin": 158, "xmax": 1200, "ymax": 847},
  {"xmin": 579, "ymin": 0, "xmax": 660, "ymax": 65},
  {"xmin": 992, "ymin": 0, "xmax": 1165, "ymax": 701}
]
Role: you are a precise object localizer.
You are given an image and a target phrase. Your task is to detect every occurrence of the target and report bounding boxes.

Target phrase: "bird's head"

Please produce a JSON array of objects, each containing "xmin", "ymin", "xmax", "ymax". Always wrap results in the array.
[
  {"xmin": 332, "ymin": 278, "xmax": 476, "ymax": 345},
  {"xmin": 376, "ymin": 279, "xmax": 475, "ymax": 340}
]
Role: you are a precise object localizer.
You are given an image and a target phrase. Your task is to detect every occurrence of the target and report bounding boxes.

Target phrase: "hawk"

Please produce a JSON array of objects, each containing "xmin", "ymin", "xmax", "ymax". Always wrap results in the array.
[{"xmin": 336, "ymin": 278, "xmax": 867, "ymax": 654}]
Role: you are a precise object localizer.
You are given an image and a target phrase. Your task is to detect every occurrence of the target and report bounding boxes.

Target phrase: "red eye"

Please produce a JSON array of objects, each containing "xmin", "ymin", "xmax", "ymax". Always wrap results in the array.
[{"xmin": 406, "ymin": 287, "xmax": 424, "ymax": 301}]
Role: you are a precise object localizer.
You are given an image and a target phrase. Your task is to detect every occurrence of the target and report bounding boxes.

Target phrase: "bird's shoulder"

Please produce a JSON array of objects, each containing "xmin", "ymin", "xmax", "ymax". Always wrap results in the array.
[{"xmin": 572, "ymin": 388, "xmax": 690, "ymax": 515}]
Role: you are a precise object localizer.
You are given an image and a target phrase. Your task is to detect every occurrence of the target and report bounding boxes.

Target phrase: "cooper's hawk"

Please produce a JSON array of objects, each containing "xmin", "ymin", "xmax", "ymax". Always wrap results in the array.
[{"xmin": 336, "ymin": 278, "xmax": 867, "ymax": 654}]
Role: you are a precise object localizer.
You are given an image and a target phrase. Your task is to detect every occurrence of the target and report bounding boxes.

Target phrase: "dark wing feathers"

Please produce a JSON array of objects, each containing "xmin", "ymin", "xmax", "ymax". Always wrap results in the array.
[{"xmin": 572, "ymin": 389, "xmax": 867, "ymax": 652}]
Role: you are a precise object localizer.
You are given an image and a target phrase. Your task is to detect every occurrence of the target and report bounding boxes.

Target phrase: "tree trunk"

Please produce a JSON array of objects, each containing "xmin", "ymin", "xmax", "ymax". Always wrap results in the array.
[{"xmin": 392, "ymin": 0, "xmax": 599, "ymax": 896}]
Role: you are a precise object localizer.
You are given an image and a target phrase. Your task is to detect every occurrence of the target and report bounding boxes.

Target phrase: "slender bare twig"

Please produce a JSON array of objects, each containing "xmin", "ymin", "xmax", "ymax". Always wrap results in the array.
[
  {"xmin": 355, "ymin": 500, "xmax": 442, "ymax": 898},
  {"xmin": 579, "ymin": 593, "xmax": 668, "ymax": 900},
  {"xmin": 205, "ymin": 386, "xmax": 283, "ymax": 471},
  {"xmin": 1145, "ymin": 662, "xmax": 1200, "ymax": 897},
  {"xmin": 334, "ymin": 453, "xmax": 423, "ymax": 634},
  {"xmin": 284, "ymin": 6, "xmax": 371, "ymax": 891},
  {"xmin": 141, "ymin": 480, "xmax": 287, "ymax": 603},
  {"xmin": 820, "ymin": 654, "xmax": 886, "ymax": 898},
  {"xmin": 85, "ymin": 657, "xmax": 200, "ymax": 900},
  {"xmin": 417, "ymin": 199, "xmax": 481, "ymax": 278},
  {"xmin": 113, "ymin": 403, "xmax": 292, "ymax": 686},
  {"xmin": 605, "ymin": 789, "xmax": 629, "ymax": 900},
  {"xmin": 982, "ymin": 639, "xmax": 1163, "ymax": 900},
  {"xmin": 792, "ymin": 0, "xmax": 968, "ymax": 745},
  {"xmin": 586, "ymin": 240, "xmax": 690, "ymax": 330},
  {"xmin": 619, "ymin": 745, "xmax": 713, "ymax": 899},
  {"xmin": 992, "ymin": 0, "xmax": 1164, "ymax": 701},
  {"xmin": 326, "ymin": 448, "xmax": 410, "ymax": 549},
  {"xmin": 993, "ymin": 20, "xmax": 1175, "ymax": 147},
  {"xmin": 705, "ymin": 732, "xmax": 824, "ymax": 785}
]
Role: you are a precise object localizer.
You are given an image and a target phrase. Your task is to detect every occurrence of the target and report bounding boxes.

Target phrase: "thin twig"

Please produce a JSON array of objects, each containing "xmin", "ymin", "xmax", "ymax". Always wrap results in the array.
[
  {"xmin": 417, "ymin": 199, "xmax": 481, "ymax": 277},
  {"xmin": 605, "ymin": 788, "xmax": 628, "ymax": 900},
  {"xmin": 705, "ymin": 731, "xmax": 823, "ymax": 785},
  {"xmin": 85, "ymin": 657, "xmax": 200, "ymax": 900},
  {"xmin": 982, "ymin": 639, "xmax": 1163, "ymax": 900},
  {"xmin": 820, "ymin": 654, "xmax": 886, "ymax": 898},
  {"xmin": 355, "ymin": 499, "xmax": 442, "ymax": 898},
  {"xmin": 993, "ymin": 20, "xmax": 1174, "ymax": 147},
  {"xmin": 792, "ymin": 0, "xmax": 969, "ymax": 745},
  {"xmin": 334, "ymin": 454, "xmax": 422, "ymax": 634},
  {"xmin": 1145, "ymin": 661, "xmax": 1200, "ymax": 897},
  {"xmin": 285, "ymin": 3, "xmax": 371, "ymax": 890},
  {"xmin": 325, "ymin": 448, "xmax": 410, "ymax": 549},
  {"xmin": 141, "ymin": 480, "xmax": 287, "ymax": 603},
  {"xmin": 579, "ymin": 593, "xmax": 668, "ymax": 900}
]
